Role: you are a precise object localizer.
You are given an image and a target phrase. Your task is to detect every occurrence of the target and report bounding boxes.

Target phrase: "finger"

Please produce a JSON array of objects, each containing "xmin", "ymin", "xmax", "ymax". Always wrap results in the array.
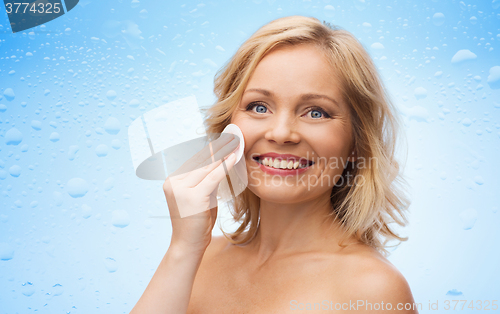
[
  {"xmin": 175, "ymin": 144, "xmax": 238, "ymax": 188},
  {"xmin": 210, "ymin": 137, "xmax": 240, "ymax": 162},
  {"xmin": 170, "ymin": 158, "xmax": 222, "ymax": 188},
  {"xmin": 197, "ymin": 152, "xmax": 237, "ymax": 196},
  {"xmin": 190, "ymin": 133, "xmax": 238, "ymax": 168},
  {"xmin": 208, "ymin": 133, "xmax": 240, "ymax": 162},
  {"xmin": 170, "ymin": 134, "xmax": 237, "ymax": 177},
  {"xmin": 171, "ymin": 137, "xmax": 240, "ymax": 185},
  {"xmin": 190, "ymin": 133, "xmax": 235, "ymax": 167}
]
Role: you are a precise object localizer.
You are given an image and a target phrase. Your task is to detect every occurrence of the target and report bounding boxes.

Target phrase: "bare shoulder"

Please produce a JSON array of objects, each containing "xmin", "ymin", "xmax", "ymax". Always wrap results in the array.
[{"xmin": 334, "ymin": 245, "xmax": 418, "ymax": 313}]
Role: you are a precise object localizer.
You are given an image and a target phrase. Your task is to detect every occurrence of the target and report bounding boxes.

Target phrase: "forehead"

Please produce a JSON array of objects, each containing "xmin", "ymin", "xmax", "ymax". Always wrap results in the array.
[{"xmin": 245, "ymin": 44, "xmax": 342, "ymax": 98}]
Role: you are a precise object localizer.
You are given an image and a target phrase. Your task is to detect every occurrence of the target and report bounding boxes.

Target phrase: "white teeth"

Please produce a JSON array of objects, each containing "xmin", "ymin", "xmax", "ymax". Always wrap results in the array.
[
  {"xmin": 273, "ymin": 159, "xmax": 280, "ymax": 168},
  {"xmin": 265, "ymin": 158, "xmax": 270, "ymax": 166},
  {"xmin": 280, "ymin": 160, "xmax": 288, "ymax": 169},
  {"xmin": 257, "ymin": 157, "xmax": 309, "ymax": 170}
]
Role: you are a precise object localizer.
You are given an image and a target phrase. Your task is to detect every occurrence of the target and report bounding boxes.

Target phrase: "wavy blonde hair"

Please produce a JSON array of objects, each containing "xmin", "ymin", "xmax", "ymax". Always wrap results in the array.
[{"xmin": 200, "ymin": 15, "xmax": 411, "ymax": 256}]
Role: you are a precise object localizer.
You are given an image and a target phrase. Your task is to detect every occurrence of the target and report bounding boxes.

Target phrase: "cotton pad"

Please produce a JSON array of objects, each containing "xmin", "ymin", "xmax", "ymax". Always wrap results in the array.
[{"xmin": 221, "ymin": 124, "xmax": 245, "ymax": 164}]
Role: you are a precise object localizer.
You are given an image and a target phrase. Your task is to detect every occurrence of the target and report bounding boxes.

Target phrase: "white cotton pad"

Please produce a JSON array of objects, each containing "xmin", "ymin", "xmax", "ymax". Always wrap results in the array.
[{"xmin": 221, "ymin": 124, "xmax": 245, "ymax": 164}]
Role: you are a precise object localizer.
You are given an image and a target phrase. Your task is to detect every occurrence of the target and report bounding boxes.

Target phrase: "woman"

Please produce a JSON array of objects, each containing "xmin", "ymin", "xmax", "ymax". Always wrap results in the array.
[{"xmin": 131, "ymin": 16, "xmax": 418, "ymax": 313}]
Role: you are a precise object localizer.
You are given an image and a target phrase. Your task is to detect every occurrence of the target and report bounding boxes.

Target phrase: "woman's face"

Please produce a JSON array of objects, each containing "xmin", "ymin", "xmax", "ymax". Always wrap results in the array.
[{"xmin": 230, "ymin": 43, "xmax": 354, "ymax": 204}]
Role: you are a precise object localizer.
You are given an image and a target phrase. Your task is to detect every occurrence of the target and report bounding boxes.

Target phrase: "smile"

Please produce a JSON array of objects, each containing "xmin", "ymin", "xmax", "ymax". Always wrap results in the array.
[{"xmin": 252, "ymin": 155, "xmax": 314, "ymax": 176}]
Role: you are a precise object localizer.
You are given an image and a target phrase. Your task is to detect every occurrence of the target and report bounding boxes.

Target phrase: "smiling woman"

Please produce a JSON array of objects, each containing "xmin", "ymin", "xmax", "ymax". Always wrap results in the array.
[
  {"xmin": 130, "ymin": 15, "xmax": 418, "ymax": 314},
  {"xmin": 204, "ymin": 16, "xmax": 410, "ymax": 255}
]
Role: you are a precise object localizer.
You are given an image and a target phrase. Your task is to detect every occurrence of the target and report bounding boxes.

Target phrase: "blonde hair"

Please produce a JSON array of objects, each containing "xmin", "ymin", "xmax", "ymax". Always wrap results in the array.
[{"xmin": 201, "ymin": 15, "xmax": 411, "ymax": 256}]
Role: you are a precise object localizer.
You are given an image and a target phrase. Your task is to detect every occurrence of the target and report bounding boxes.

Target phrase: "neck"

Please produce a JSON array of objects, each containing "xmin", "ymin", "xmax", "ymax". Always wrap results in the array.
[{"xmin": 243, "ymin": 190, "xmax": 356, "ymax": 266}]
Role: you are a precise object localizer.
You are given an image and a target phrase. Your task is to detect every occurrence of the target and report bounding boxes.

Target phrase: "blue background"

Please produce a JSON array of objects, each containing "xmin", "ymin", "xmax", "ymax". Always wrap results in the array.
[{"xmin": 0, "ymin": 0, "xmax": 499, "ymax": 313}]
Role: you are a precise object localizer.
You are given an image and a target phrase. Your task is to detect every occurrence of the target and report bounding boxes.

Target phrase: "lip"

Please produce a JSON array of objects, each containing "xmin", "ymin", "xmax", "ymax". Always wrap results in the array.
[{"xmin": 251, "ymin": 154, "xmax": 314, "ymax": 176}]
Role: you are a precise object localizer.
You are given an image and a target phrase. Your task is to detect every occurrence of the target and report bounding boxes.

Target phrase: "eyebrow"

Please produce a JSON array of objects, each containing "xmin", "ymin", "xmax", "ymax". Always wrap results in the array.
[{"xmin": 243, "ymin": 88, "xmax": 340, "ymax": 108}]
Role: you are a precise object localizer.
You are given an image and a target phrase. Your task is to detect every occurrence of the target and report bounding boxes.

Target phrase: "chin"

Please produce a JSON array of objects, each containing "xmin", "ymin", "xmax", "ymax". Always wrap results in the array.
[{"xmin": 247, "ymin": 184, "xmax": 305, "ymax": 204}]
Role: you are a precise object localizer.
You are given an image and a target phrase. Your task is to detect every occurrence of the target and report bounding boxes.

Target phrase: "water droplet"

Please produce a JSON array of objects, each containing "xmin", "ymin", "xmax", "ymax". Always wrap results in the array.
[
  {"xmin": 371, "ymin": 42, "xmax": 385, "ymax": 50},
  {"xmin": 3, "ymin": 88, "xmax": 15, "ymax": 101},
  {"xmin": 324, "ymin": 5, "xmax": 335, "ymax": 17},
  {"xmin": 461, "ymin": 118, "xmax": 472, "ymax": 127},
  {"xmin": 451, "ymin": 49, "xmax": 477, "ymax": 64},
  {"xmin": 487, "ymin": 66, "xmax": 500, "ymax": 89},
  {"xmin": 68, "ymin": 145, "xmax": 79, "ymax": 161},
  {"xmin": 131, "ymin": 0, "xmax": 140, "ymax": 8},
  {"xmin": 112, "ymin": 209, "xmax": 130, "ymax": 228},
  {"xmin": 106, "ymin": 90, "xmax": 117, "ymax": 101},
  {"xmin": 95, "ymin": 144, "xmax": 109, "ymax": 157},
  {"xmin": 22, "ymin": 282, "xmax": 35, "ymax": 296},
  {"xmin": 414, "ymin": 87, "xmax": 428, "ymax": 100},
  {"xmin": 82, "ymin": 204, "xmax": 92, "ymax": 219},
  {"xmin": 459, "ymin": 208, "xmax": 477, "ymax": 230},
  {"xmin": 5, "ymin": 127, "xmax": 22, "ymax": 145},
  {"xmin": 52, "ymin": 283, "xmax": 63, "ymax": 296},
  {"xmin": 446, "ymin": 289, "xmax": 463, "ymax": 296},
  {"xmin": 9, "ymin": 165, "xmax": 21, "ymax": 177},
  {"xmin": 121, "ymin": 21, "xmax": 142, "ymax": 49},
  {"xmin": 0, "ymin": 242, "xmax": 14, "ymax": 260},
  {"xmin": 433, "ymin": 13, "xmax": 445, "ymax": 26},
  {"xmin": 66, "ymin": 178, "xmax": 89, "ymax": 198},
  {"xmin": 104, "ymin": 117, "xmax": 121, "ymax": 135},
  {"xmin": 104, "ymin": 177, "xmax": 115, "ymax": 191},
  {"xmin": 470, "ymin": 16, "xmax": 477, "ymax": 24},
  {"xmin": 474, "ymin": 176, "xmax": 484, "ymax": 185},
  {"xmin": 111, "ymin": 139, "xmax": 122, "ymax": 149},
  {"xmin": 362, "ymin": 22, "xmax": 372, "ymax": 33},
  {"xmin": 129, "ymin": 99, "xmax": 140, "ymax": 107},
  {"xmin": 49, "ymin": 132, "xmax": 60, "ymax": 142},
  {"xmin": 104, "ymin": 257, "xmax": 118, "ymax": 272},
  {"xmin": 31, "ymin": 120, "xmax": 42, "ymax": 130}
]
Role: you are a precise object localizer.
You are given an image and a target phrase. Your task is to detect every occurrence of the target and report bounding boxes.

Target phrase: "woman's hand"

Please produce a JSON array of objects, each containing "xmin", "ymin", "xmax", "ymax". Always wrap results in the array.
[{"xmin": 163, "ymin": 133, "xmax": 239, "ymax": 255}]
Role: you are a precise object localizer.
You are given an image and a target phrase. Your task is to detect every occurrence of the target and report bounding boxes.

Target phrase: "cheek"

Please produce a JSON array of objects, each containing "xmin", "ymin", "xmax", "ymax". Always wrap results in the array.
[{"xmin": 309, "ymin": 130, "xmax": 352, "ymax": 165}]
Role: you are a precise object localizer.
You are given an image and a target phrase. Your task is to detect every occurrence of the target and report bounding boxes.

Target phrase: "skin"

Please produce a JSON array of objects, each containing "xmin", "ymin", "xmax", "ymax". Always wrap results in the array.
[{"xmin": 187, "ymin": 44, "xmax": 418, "ymax": 313}]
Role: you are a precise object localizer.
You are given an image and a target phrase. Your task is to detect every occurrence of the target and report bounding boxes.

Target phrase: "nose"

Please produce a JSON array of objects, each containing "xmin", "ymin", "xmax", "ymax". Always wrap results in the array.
[{"xmin": 264, "ymin": 111, "xmax": 301, "ymax": 145}]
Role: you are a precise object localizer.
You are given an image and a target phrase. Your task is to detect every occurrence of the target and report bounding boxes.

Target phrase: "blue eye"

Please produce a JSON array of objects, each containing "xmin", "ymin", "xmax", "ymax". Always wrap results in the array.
[
  {"xmin": 255, "ymin": 104, "xmax": 267, "ymax": 113},
  {"xmin": 245, "ymin": 103, "xmax": 331, "ymax": 119},
  {"xmin": 307, "ymin": 107, "xmax": 331, "ymax": 119},
  {"xmin": 310, "ymin": 110, "xmax": 323, "ymax": 118},
  {"xmin": 246, "ymin": 102, "xmax": 268, "ymax": 113}
]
